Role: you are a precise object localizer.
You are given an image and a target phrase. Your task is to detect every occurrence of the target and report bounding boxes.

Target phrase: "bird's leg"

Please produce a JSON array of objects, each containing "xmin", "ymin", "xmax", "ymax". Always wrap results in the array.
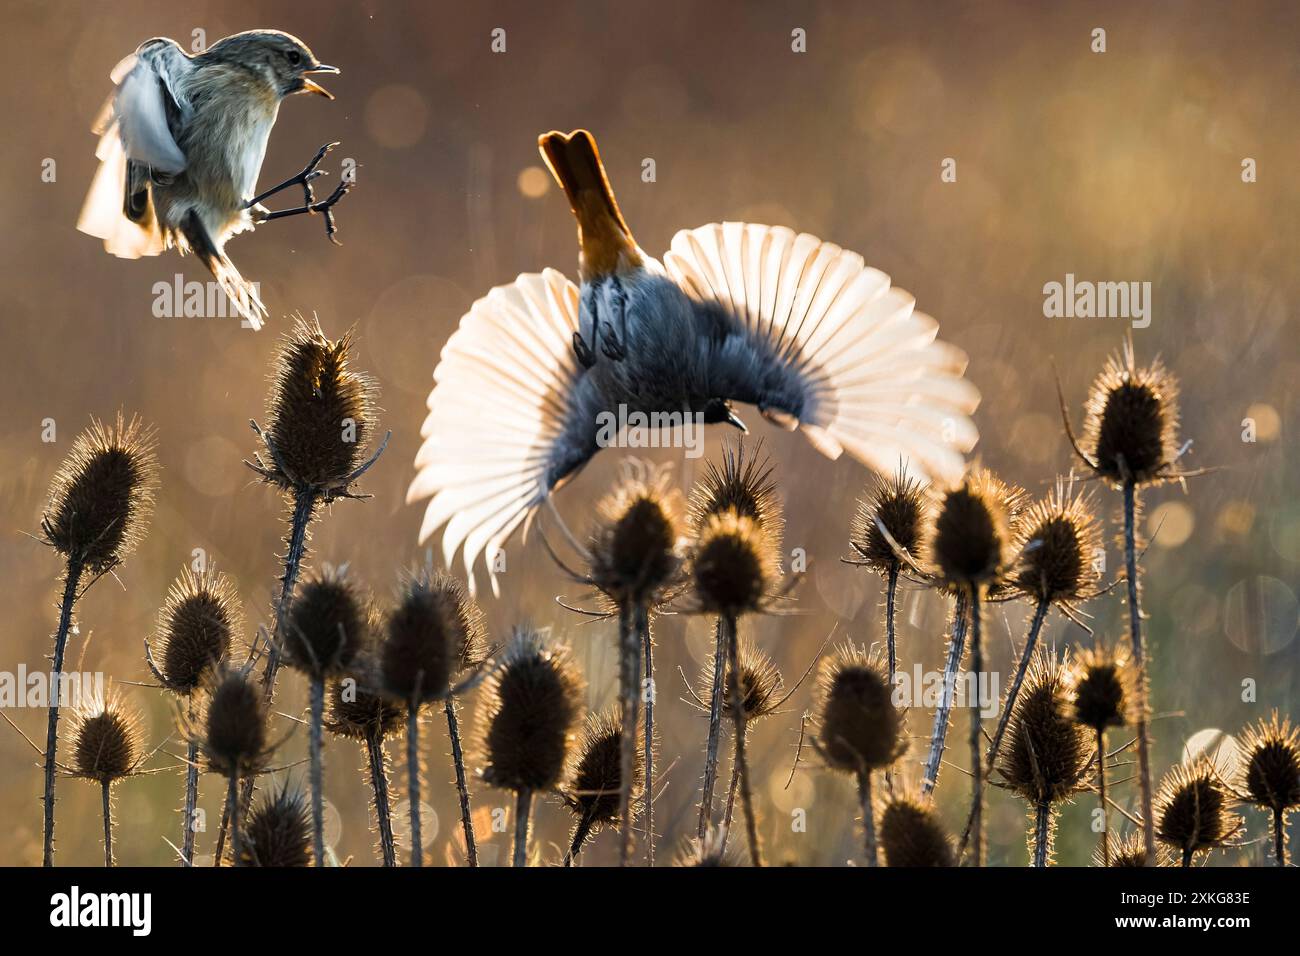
[
  {"xmin": 254, "ymin": 181, "xmax": 353, "ymax": 245},
  {"xmin": 600, "ymin": 277, "xmax": 628, "ymax": 361},
  {"xmin": 245, "ymin": 142, "xmax": 337, "ymax": 209},
  {"xmin": 249, "ymin": 143, "xmax": 353, "ymax": 244},
  {"xmin": 572, "ymin": 284, "xmax": 599, "ymax": 369}
]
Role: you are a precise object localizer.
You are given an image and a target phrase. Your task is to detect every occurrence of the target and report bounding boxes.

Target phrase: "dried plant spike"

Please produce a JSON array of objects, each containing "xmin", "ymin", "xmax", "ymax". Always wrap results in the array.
[
  {"xmin": 879, "ymin": 793, "xmax": 954, "ymax": 867},
  {"xmin": 325, "ymin": 655, "xmax": 406, "ymax": 741},
  {"xmin": 381, "ymin": 571, "xmax": 486, "ymax": 704},
  {"xmin": 691, "ymin": 512, "xmax": 779, "ymax": 617},
  {"xmin": 1096, "ymin": 831, "xmax": 1167, "ymax": 867},
  {"xmin": 67, "ymin": 692, "xmax": 143, "ymax": 785},
  {"xmin": 1012, "ymin": 480, "xmax": 1101, "ymax": 604},
  {"xmin": 674, "ymin": 828, "xmax": 735, "ymax": 867},
  {"xmin": 931, "ymin": 467, "xmax": 1025, "ymax": 591},
  {"xmin": 42, "ymin": 412, "xmax": 159, "ymax": 574},
  {"xmin": 1082, "ymin": 341, "xmax": 1182, "ymax": 486},
  {"xmin": 689, "ymin": 438, "xmax": 783, "ymax": 545},
  {"xmin": 1155, "ymin": 759, "xmax": 1241, "ymax": 867},
  {"xmin": 817, "ymin": 643, "xmax": 904, "ymax": 774},
  {"xmin": 562, "ymin": 711, "xmax": 642, "ymax": 864},
  {"xmin": 1237, "ymin": 711, "xmax": 1300, "ymax": 866},
  {"xmin": 284, "ymin": 568, "xmax": 367, "ymax": 678},
  {"xmin": 705, "ymin": 637, "xmax": 784, "ymax": 723},
  {"xmin": 1071, "ymin": 644, "xmax": 1133, "ymax": 733},
  {"xmin": 239, "ymin": 785, "xmax": 313, "ymax": 867},
  {"xmin": 851, "ymin": 465, "xmax": 929, "ymax": 573},
  {"xmin": 197, "ymin": 667, "xmax": 271, "ymax": 779},
  {"xmin": 152, "ymin": 567, "xmax": 242, "ymax": 695},
  {"xmin": 589, "ymin": 476, "xmax": 683, "ymax": 606}
]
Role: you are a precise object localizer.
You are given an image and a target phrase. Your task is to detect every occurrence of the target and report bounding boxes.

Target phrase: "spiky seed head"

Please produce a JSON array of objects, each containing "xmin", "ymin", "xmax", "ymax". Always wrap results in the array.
[
  {"xmin": 689, "ymin": 439, "xmax": 784, "ymax": 546},
  {"xmin": 705, "ymin": 637, "xmax": 784, "ymax": 722},
  {"xmin": 1236, "ymin": 711, "xmax": 1300, "ymax": 814},
  {"xmin": 879, "ymin": 793, "xmax": 954, "ymax": 867},
  {"xmin": 325, "ymin": 651, "xmax": 407, "ymax": 740},
  {"xmin": 1096, "ymin": 832, "xmax": 1168, "ymax": 867},
  {"xmin": 589, "ymin": 478, "xmax": 682, "ymax": 605},
  {"xmin": 380, "ymin": 571, "xmax": 486, "ymax": 704},
  {"xmin": 931, "ymin": 468, "xmax": 1025, "ymax": 591},
  {"xmin": 284, "ymin": 569, "xmax": 366, "ymax": 678},
  {"xmin": 152, "ymin": 567, "xmax": 242, "ymax": 695},
  {"xmin": 816, "ymin": 643, "xmax": 904, "ymax": 773},
  {"xmin": 691, "ymin": 512, "xmax": 779, "ymax": 617},
  {"xmin": 851, "ymin": 466, "xmax": 929, "ymax": 573},
  {"xmin": 1013, "ymin": 481, "xmax": 1101, "ymax": 603},
  {"xmin": 1155, "ymin": 759, "xmax": 1241, "ymax": 859},
  {"xmin": 199, "ymin": 667, "xmax": 269, "ymax": 778},
  {"xmin": 41, "ymin": 413, "xmax": 158, "ymax": 573},
  {"xmin": 999, "ymin": 649, "xmax": 1091, "ymax": 806},
  {"xmin": 479, "ymin": 629, "xmax": 584, "ymax": 793},
  {"xmin": 67, "ymin": 692, "xmax": 142, "ymax": 784},
  {"xmin": 239, "ymin": 786, "xmax": 313, "ymax": 867},
  {"xmin": 674, "ymin": 829, "xmax": 735, "ymax": 867},
  {"xmin": 562, "ymin": 710, "xmax": 641, "ymax": 828},
  {"xmin": 263, "ymin": 317, "xmax": 378, "ymax": 493},
  {"xmin": 1082, "ymin": 341, "xmax": 1182, "ymax": 486},
  {"xmin": 1070, "ymin": 644, "xmax": 1134, "ymax": 732}
]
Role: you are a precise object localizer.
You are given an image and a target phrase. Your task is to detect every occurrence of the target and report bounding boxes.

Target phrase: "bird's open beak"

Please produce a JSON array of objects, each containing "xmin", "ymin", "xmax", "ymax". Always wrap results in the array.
[
  {"xmin": 301, "ymin": 64, "xmax": 340, "ymax": 99},
  {"xmin": 725, "ymin": 409, "xmax": 749, "ymax": 433}
]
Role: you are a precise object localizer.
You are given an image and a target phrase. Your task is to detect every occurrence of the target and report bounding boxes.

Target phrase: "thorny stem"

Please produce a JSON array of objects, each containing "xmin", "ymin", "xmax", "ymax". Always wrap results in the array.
[
  {"xmin": 309, "ymin": 676, "xmax": 325, "ymax": 868},
  {"xmin": 365, "ymin": 732, "xmax": 396, "ymax": 867},
  {"xmin": 721, "ymin": 737, "xmax": 742, "ymax": 851},
  {"xmin": 182, "ymin": 697, "xmax": 199, "ymax": 867},
  {"xmin": 513, "ymin": 788, "xmax": 532, "ymax": 867},
  {"xmin": 1033, "ymin": 802, "xmax": 1051, "ymax": 867},
  {"xmin": 923, "ymin": 590, "xmax": 969, "ymax": 795},
  {"xmin": 563, "ymin": 808, "xmax": 597, "ymax": 866},
  {"xmin": 858, "ymin": 770, "xmax": 878, "ymax": 866},
  {"xmin": 1274, "ymin": 809, "xmax": 1286, "ymax": 867},
  {"xmin": 885, "ymin": 563, "xmax": 899, "ymax": 692},
  {"xmin": 227, "ymin": 772, "xmax": 242, "ymax": 865},
  {"xmin": 1181, "ymin": 847, "xmax": 1192, "ymax": 868},
  {"xmin": 43, "ymin": 558, "xmax": 84, "ymax": 867},
  {"xmin": 444, "ymin": 694, "xmax": 478, "ymax": 867},
  {"xmin": 639, "ymin": 605, "xmax": 654, "ymax": 866},
  {"xmin": 697, "ymin": 617, "xmax": 728, "ymax": 839},
  {"xmin": 407, "ymin": 700, "xmax": 422, "ymax": 867},
  {"xmin": 1125, "ymin": 480, "xmax": 1157, "ymax": 865},
  {"xmin": 617, "ymin": 603, "xmax": 643, "ymax": 866},
  {"xmin": 726, "ymin": 620, "xmax": 762, "ymax": 866},
  {"xmin": 967, "ymin": 587, "xmax": 984, "ymax": 867},
  {"xmin": 101, "ymin": 781, "xmax": 113, "ymax": 867},
  {"xmin": 1097, "ymin": 728, "xmax": 1111, "ymax": 867}
]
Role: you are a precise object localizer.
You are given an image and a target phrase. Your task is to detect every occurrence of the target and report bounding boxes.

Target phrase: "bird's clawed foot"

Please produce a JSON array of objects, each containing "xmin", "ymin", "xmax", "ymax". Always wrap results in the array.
[
  {"xmin": 248, "ymin": 142, "xmax": 354, "ymax": 244},
  {"xmin": 600, "ymin": 327, "xmax": 626, "ymax": 361},
  {"xmin": 572, "ymin": 332, "xmax": 596, "ymax": 369}
]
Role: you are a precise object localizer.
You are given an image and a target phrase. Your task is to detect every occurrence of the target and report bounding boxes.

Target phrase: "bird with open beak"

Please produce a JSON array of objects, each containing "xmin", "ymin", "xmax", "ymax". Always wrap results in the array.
[
  {"xmin": 78, "ymin": 30, "xmax": 353, "ymax": 330},
  {"xmin": 409, "ymin": 129, "xmax": 981, "ymax": 595}
]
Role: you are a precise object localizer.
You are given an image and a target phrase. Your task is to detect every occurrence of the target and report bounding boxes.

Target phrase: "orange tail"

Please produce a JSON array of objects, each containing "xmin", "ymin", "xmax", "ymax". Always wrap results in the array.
[{"xmin": 538, "ymin": 129, "xmax": 641, "ymax": 278}]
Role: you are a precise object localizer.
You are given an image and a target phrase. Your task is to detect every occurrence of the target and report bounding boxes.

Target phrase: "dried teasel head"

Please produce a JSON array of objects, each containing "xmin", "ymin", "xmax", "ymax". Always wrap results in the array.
[
  {"xmin": 674, "ymin": 828, "xmax": 735, "ymax": 867},
  {"xmin": 702, "ymin": 636, "xmax": 784, "ymax": 723},
  {"xmin": 691, "ymin": 512, "xmax": 781, "ymax": 618},
  {"xmin": 284, "ymin": 567, "xmax": 367, "ymax": 678},
  {"xmin": 1080, "ymin": 340, "xmax": 1183, "ymax": 486},
  {"xmin": 850, "ymin": 466, "xmax": 929, "ymax": 574},
  {"xmin": 194, "ymin": 666, "xmax": 271, "ymax": 778},
  {"xmin": 689, "ymin": 439, "xmax": 783, "ymax": 546},
  {"xmin": 1155, "ymin": 759, "xmax": 1241, "ymax": 862},
  {"xmin": 41, "ymin": 413, "xmax": 158, "ymax": 574},
  {"xmin": 262, "ymin": 316, "xmax": 379, "ymax": 495},
  {"xmin": 1012, "ymin": 480, "xmax": 1101, "ymax": 604},
  {"xmin": 1096, "ymin": 831, "xmax": 1168, "ymax": 867},
  {"xmin": 1236, "ymin": 711, "xmax": 1300, "ymax": 815},
  {"xmin": 325, "ymin": 651, "xmax": 406, "ymax": 741},
  {"xmin": 67, "ymin": 690, "xmax": 143, "ymax": 785},
  {"xmin": 999, "ymin": 649, "xmax": 1091, "ymax": 806},
  {"xmin": 239, "ymin": 785, "xmax": 313, "ymax": 867},
  {"xmin": 879, "ymin": 792, "xmax": 954, "ymax": 867},
  {"xmin": 380, "ymin": 571, "xmax": 486, "ymax": 705},
  {"xmin": 816, "ymin": 643, "xmax": 904, "ymax": 774},
  {"xmin": 1069, "ymin": 643, "xmax": 1135, "ymax": 733},
  {"xmin": 588, "ymin": 472, "xmax": 683, "ymax": 606},
  {"xmin": 150, "ymin": 566, "xmax": 242, "ymax": 696},
  {"xmin": 930, "ymin": 467, "xmax": 1025, "ymax": 592},
  {"xmin": 479, "ymin": 629, "xmax": 584, "ymax": 794},
  {"xmin": 561, "ymin": 710, "xmax": 641, "ymax": 830}
]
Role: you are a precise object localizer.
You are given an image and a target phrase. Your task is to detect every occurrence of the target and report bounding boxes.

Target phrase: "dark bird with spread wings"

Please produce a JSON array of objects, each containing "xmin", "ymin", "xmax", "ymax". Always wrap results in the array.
[
  {"xmin": 78, "ymin": 30, "xmax": 353, "ymax": 329},
  {"xmin": 408, "ymin": 129, "xmax": 981, "ymax": 594}
]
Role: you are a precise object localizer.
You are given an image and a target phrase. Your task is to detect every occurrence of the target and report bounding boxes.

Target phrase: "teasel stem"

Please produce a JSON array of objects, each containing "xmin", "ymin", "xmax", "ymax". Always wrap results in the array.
[
  {"xmin": 1181, "ymin": 847, "xmax": 1192, "ymax": 868},
  {"xmin": 697, "ymin": 617, "xmax": 728, "ymax": 838},
  {"xmin": 617, "ymin": 603, "xmax": 643, "ymax": 865},
  {"xmin": 1097, "ymin": 727, "xmax": 1110, "ymax": 867},
  {"xmin": 406, "ymin": 700, "xmax": 423, "ymax": 867},
  {"xmin": 725, "ymin": 618, "xmax": 762, "ymax": 866},
  {"xmin": 309, "ymin": 675, "xmax": 325, "ymax": 867},
  {"xmin": 42, "ymin": 557, "xmax": 84, "ymax": 867},
  {"xmin": 1274, "ymin": 809, "xmax": 1286, "ymax": 867},
  {"xmin": 182, "ymin": 697, "xmax": 199, "ymax": 867},
  {"xmin": 922, "ymin": 589, "xmax": 969, "ymax": 795},
  {"xmin": 1124, "ymin": 479, "xmax": 1157, "ymax": 864},
  {"xmin": 227, "ymin": 772, "xmax": 242, "ymax": 864},
  {"xmin": 885, "ymin": 563, "xmax": 900, "ymax": 693},
  {"xmin": 101, "ymin": 781, "xmax": 113, "ymax": 867},
  {"xmin": 513, "ymin": 788, "xmax": 533, "ymax": 867},
  {"xmin": 967, "ymin": 586, "xmax": 984, "ymax": 867},
  {"xmin": 720, "ymin": 736, "xmax": 743, "ymax": 851},
  {"xmin": 365, "ymin": 730, "xmax": 396, "ymax": 867},
  {"xmin": 640, "ymin": 605, "xmax": 655, "ymax": 866},
  {"xmin": 858, "ymin": 769, "xmax": 878, "ymax": 866},
  {"xmin": 444, "ymin": 693, "xmax": 478, "ymax": 867},
  {"xmin": 563, "ymin": 806, "xmax": 598, "ymax": 867},
  {"xmin": 1033, "ymin": 801, "xmax": 1051, "ymax": 867}
]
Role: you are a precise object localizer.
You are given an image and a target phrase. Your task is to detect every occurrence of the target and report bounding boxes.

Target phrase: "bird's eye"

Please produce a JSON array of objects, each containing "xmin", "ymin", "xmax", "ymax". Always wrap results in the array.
[{"xmin": 286, "ymin": 50, "xmax": 302, "ymax": 66}]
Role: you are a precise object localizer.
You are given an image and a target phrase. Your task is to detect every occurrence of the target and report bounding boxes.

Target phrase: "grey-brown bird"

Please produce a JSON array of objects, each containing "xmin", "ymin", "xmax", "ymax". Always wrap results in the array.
[{"xmin": 78, "ymin": 30, "xmax": 352, "ymax": 329}]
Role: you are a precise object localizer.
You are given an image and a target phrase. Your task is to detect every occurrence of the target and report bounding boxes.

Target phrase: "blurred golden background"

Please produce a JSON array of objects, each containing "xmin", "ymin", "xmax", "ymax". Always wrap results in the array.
[{"xmin": 0, "ymin": 0, "xmax": 1296, "ymax": 865}]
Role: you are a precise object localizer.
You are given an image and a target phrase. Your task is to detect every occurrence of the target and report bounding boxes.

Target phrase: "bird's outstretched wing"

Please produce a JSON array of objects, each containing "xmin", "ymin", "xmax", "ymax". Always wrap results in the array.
[
  {"xmin": 664, "ymin": 222, "xmax": 980, "ymax": 484},
  {"xmin": 407, "ymin": 269, "xmax": 598, "ymax": 595}
]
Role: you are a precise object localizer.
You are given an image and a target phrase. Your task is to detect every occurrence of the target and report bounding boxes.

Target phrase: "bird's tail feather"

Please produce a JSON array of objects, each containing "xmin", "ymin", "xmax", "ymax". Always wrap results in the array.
[
  {"xmin": 538, "ymin": 129, "xmax": 639, "ymax": 276},
  {"xmin": 179, "ymin": 210, "xmax": 267, "ymax": 330}
]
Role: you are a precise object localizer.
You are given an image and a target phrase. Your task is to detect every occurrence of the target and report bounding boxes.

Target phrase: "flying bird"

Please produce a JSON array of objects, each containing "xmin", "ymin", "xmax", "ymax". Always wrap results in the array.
[
  {"xmin": 77, "ymin": 30, "xmax": 353, "ymax": 330},
  {"xmin": 409, "ymin": 129, "xmax": 980, "ymax": 594}
]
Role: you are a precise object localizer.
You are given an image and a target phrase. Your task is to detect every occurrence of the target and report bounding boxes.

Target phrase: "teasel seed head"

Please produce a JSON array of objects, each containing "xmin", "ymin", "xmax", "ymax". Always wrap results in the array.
[
  {"xmin": 930, "ymin": 467, "xmax": 1025, "ymax": 592},
  {"xmin": 239, "ymin": 785, "xmax": 313, "ymax": 867},
  {"xmin": 1013, "ymin": 480, "xmax": 1101, "ymax": 603},
  {"xmin": 562, "ymin": 710, "xmax": 642, "ymax": 829},
  {"xmin": 816, "ymin": 643, "xmax": 904, "ymax": 773},
  {"xmin": 1070, "ymin": 643, "xmax": 1135, "ymax": 733},
  {"xmin": 999, "ymin": 649, "xmax": 1091, "ymax": 806},
  {"xmin": 850, "ymin": 466, "xmax": 929, "ymax": 574},
  {"xmin": 691, "ymin": 512, "xmax": 780, "ymax": 617},
  {"xmin": 41, "ymin": 413, "xmax": 158, "ymax": 573},
  {"xmin": 197, "ymin": 666, "xmax": 271, "ymax": 778},
  {"xmin": 1097, "ymin": 831, "xmax": 1167, "ymax": 867},
  {"xmin": 1155, "ymin": 759, "xmax": 1241, "ymax": 861},
  {"xmin": 325, "ymin": 651, "xmax": 407, "ymax": 741},
  {"xmin": 263, "ymin": 317, "xmax": 379, "ymax": 494},
  {"xmin": 380, "ymin": 571, "xmax": 486, "ymax": 704},
  {"xmin": 1081, "ymin": 340, "xmax": 1182, "ymax": 486},
  {"xmin": 589, "ymin": 475, "xmax": 683, "ymax": 606},
  {"xmin": 1236, "ymin": 711, "xmax": 1300, "ymax": 814},
  {"xmin": 674, "ymin": 828, "xmax": 735, "ymax": 867},
  {"xmin": 151, "ymin": 566, "xmax": 242, "ymax": 696},
  {"xmin": 479, "ymin": 629, "xmax": 584, "ymax": 793},
  {"xmin": 879, "ymin": 792, "xmax": 954, "ymax": 867},
  {"xmin": 284, "ymin": 568, "xmax": 367, "ymax": 678},
  {"xmin": 689, "ymin": 439, "xmax": 784, "ymax": 548},
  {"xmin": 67, "ymin": 691, "xmax": 143, "ymax": 785},
  {"xmin": 703, "ymin": 636, "xmax": 784, "ymax": 722}
]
